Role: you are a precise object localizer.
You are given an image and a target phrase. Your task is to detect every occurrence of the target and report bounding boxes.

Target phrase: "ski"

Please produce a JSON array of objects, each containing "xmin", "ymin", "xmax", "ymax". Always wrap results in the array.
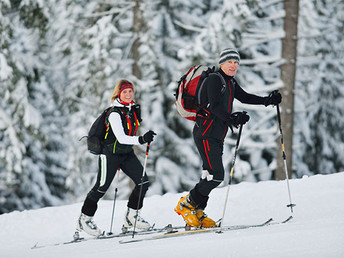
[
  {"xmin": 31, "ymin": 237, "xmax": 88, "ymax": 249},
  {"xmin": 273, "ymin": 215, "xmax": 293, "ymax": 224},
  {"xmin": 31, "ymin": 224, "xmax": 183, "ymax": 249},
  {"xmin": 119, "ymin": 216, "xmax": 293, "ymax": 244},
  {"xmin": 31, "ymin": 216, "xmax": 293, "ymax": 248},
  {"xmin": 119, "ymin": 218, "xmax": 274, "ymax": 244}
]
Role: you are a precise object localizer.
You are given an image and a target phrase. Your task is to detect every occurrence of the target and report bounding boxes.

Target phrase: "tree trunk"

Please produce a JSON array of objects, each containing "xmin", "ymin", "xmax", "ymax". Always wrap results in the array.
[
  {"xmin": 132, "ymin": 0, "xmax": 142, "ymax": 79},
  {"xmin": 275, "ymin": 0, "xmax": 299, "ymax": 180}
]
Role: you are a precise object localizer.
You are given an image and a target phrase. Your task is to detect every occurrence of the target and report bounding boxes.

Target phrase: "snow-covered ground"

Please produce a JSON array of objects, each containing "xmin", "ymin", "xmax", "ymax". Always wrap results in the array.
[{"xmin": 1, "ymin": 172, "xmax": 343, "ymax": 258}]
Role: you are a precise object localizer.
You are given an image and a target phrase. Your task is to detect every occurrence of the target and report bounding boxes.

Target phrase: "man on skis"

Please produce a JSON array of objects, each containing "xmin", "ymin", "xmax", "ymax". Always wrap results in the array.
[{"xmin": 175, "ymin": 48, "xmax": 282, "ymax": 228}]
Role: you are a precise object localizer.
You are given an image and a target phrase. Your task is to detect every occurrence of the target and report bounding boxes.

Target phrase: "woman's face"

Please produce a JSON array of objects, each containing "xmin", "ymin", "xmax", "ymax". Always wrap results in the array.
[{"xmin": 119, "ymin": 88, "xmax": 134, "ymax": 104}]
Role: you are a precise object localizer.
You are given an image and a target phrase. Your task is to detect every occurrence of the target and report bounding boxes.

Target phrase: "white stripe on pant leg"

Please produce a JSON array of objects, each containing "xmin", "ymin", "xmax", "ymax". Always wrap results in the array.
[{"xmin": 100, "ymin": 154, "xmax": 107, "ymax": 187}]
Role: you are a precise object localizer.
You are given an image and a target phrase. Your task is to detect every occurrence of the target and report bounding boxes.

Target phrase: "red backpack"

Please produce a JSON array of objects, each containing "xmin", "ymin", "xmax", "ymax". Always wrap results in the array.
[{"xmin": 175, "ymin": 65, "xmax": 225, "ymax": 121}]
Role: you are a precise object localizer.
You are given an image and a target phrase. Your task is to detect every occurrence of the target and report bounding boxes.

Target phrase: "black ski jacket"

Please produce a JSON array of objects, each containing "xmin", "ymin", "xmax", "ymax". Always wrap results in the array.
[
  {"xmin": 103, "ymin": 104, "xmax": 141, "ymax": 154},
  {"xmin": 195, "ymin": 68, "xmax": 266, "ymax": 141}
]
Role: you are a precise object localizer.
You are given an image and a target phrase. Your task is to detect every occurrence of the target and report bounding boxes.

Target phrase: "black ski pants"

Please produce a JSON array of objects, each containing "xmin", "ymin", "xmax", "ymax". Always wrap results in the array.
[
  {"xmin": 190, "ymin": 125, "xmax": 225, "ymax": 209},
  {"xmin": 81, "ymin": 150, "xmax": 149, "ymax": 217}
]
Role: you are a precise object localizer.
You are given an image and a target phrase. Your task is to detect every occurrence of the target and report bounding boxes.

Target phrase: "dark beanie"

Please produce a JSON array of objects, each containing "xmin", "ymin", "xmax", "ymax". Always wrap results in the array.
[{"xmin": 219, "ymin": 48, "xmax": 240, "ymax": 65}]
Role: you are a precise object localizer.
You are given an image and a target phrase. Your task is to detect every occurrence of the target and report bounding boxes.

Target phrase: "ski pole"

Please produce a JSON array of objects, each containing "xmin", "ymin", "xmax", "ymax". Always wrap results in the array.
[
  {"xmin": 276, "ymin": 103, "xmax": 296, "ymax": 213},
  {"xmin": 108, "ymin": 169, "xmax": 120, "ymax": 235},
  {"xmin": 218, "ymin": 116, "xmax": 245, "ymax": 233},
  {"xmin": 132, "ymin": 142, "xmax": 151, "ymax": 238}
]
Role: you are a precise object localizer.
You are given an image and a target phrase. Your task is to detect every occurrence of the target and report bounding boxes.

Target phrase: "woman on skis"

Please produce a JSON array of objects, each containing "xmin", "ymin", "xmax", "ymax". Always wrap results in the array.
[{"xmin": 76, "ymin": 79, "xmax": 156, "ymax": 236}]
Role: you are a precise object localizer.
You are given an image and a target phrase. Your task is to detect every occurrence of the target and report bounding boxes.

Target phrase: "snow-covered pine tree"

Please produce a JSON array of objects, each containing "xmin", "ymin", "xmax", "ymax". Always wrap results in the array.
[
  {"xmin": 0, "ymin": 0, "xmax": 67, "ymax": 213},
  {"xmin": 1, "ymin": 0, "xmax": 343, "ymax": 213},
  {"xmin": 294, "ymin": 0, "xmax": 344, "ymax": 175}
]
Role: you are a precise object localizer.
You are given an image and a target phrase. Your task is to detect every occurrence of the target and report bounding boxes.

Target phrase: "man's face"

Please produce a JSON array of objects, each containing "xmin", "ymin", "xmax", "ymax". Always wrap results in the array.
[{"xmin": 220, "ymin": 60, "xmax": 239, "ymax": 76}]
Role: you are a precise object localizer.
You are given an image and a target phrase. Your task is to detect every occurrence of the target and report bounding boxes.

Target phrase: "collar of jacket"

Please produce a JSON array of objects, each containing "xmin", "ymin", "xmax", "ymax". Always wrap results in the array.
[
  {"xmin": 112, "ymin": 98, "xmax": 136, "ymax": 110},
  {"xmin": 218, "ymin": 68, "xmax": 234, "ymax": 81}
]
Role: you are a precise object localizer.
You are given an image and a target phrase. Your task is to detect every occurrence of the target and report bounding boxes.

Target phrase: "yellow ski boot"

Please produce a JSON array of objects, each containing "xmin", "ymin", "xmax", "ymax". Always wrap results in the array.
[
  {"xmin": 196, "ymin": 209, "xmax": 217, "ymax": 228},
  {"xmin": 174, "ymin": 195, "xmax": 201, "ymax": 228}
]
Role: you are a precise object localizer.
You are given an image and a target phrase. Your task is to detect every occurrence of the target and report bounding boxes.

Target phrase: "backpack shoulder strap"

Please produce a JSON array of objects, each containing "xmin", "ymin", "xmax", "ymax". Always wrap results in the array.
[
  {"xmin": 197, "ymin": 71, "xmax": 226, "ymax": 107},
  {"xmin": 214, "ymin": 72, "xmax": 226, "ymax": 95},
  {"xmin": 108, "ymin": 106, "xmax": 123, "ymax": 115},
  {"xmin": 132, "ymin": 104, "xmax": 142, "ymax": 122},
  {"xmin": 104, "ymin": 106, "xmax": 121, "ymax": 124}
]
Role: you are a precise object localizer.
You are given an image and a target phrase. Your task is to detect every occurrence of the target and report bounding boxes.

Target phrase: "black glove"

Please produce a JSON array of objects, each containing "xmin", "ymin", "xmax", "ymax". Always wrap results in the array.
[
  {"xmin": 264, "ymin": 90, "xmax": 282, "ymax": 106},
  {"xmin": 139, "ymin": 130, "xmax": 156, "ymax": 144},
  {"xmin": 228, "ymin": 112, "xmax": 250, "ymax": 128}
]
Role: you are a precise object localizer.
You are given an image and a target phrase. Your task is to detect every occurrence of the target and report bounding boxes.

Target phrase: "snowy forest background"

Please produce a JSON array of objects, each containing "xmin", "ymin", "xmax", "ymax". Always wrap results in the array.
[{"xmin": 0, "ymin": 0, "xmax": 343, "ymax": 214}]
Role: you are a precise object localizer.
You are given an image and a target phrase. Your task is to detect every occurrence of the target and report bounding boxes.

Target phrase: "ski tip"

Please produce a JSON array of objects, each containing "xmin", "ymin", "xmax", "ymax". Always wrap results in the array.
[
  {"xmin": 283, "ymin": 215, "xmax": 293, "ymax": 223},
  {"xmin": 31, "ymin": 243, "xmax": 39, "ymax": 249}
]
